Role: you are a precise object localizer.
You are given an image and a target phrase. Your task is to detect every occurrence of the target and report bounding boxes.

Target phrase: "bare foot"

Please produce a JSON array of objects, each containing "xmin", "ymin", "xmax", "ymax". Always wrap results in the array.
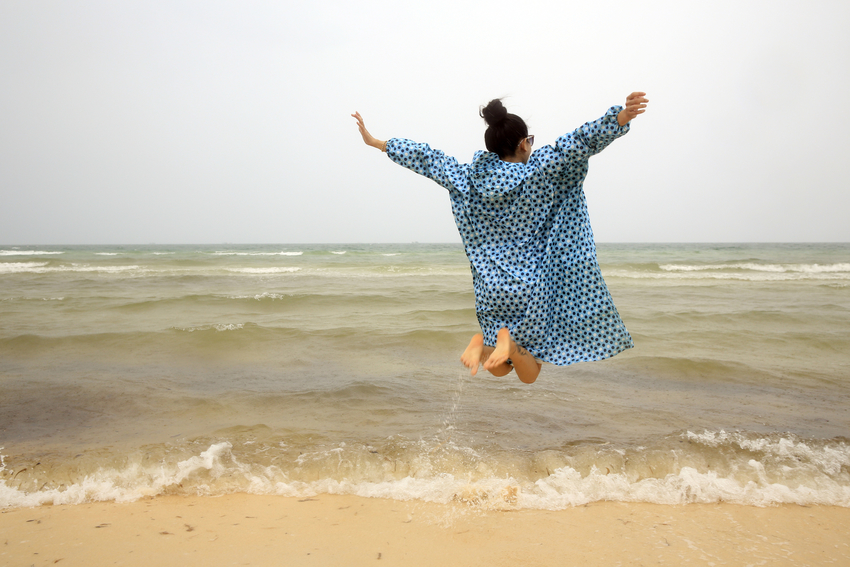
[
  {"xmin": 484, "ymin": 327, "xmax": 513, "ymax": 372},
  {"xmin": 461, "ymin": 333, "xmax": 484, "ymax": 376}
]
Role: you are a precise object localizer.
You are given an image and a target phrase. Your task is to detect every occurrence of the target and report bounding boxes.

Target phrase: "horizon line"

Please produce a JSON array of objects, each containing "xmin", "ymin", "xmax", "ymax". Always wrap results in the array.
[{"xmin": 2, "ymin": 241, "xmax": 850, "ymax": 247}]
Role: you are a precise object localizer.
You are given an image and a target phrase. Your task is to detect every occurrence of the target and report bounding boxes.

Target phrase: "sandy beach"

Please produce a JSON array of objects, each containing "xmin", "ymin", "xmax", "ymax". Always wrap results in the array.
[{"xmin": 2, "ymin": 495, "xmax": 848, "ymax": 566}]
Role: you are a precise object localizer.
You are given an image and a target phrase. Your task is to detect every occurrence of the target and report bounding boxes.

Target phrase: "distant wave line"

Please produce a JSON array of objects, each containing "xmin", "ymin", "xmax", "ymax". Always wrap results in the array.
[
  {"xmin": 225, "ymin": 267, "xmax": 301, "ymax": 274},
  {"xmin": 0, "ymin": 263, "xmax": 467, "ymax": 277},
  {"xmin": 213, "ymin": 251, "xmax": 303, "ymax": 256},
  {"xmin": 173, "ymin": 323, "xmax": 245, "ymax": 332},
  {"xmin": 660, "ymin": 262, "xmax": 850, "ymax": 273},
  {"xmin": 605, "ymin": 269, "xmax": 850, "ymax": 282},
  {"xmin": 0, "ymin": 263, "xmax": 142, "ymax": 274},
  {"xmin": 0, "ymin": 250, "xmax": 64, "ymax": 256}
]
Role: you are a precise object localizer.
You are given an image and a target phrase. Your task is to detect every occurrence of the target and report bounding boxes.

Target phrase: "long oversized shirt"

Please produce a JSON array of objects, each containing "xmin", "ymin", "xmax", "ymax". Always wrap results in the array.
[{"xmin": 387, "ymin": 106, "xmax": 634, "ymax": 366}]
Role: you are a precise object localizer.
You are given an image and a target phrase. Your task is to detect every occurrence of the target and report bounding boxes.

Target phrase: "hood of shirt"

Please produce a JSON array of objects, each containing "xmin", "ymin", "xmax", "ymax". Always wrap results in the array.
[
  {"xmin": 459, "ymin": 150, "xmax": 553, "ymax": 283},
  {"xmin": 467, "ymin": 150, "xmax": 531, "ymax": 196}
]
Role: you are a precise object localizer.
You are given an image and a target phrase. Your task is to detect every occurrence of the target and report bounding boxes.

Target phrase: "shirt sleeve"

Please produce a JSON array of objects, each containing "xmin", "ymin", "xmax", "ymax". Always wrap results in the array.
[
  {"xmin": 386, "ymin": 138, "xmax": 461, "ymax": 193},
  {"xmin": 554, "ymin": 105, "xmax": 630, "ymax": 164}
]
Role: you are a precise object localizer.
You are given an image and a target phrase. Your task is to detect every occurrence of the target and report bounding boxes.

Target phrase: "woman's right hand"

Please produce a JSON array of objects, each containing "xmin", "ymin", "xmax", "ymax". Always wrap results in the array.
[{"xmin": 352, "ymin": 112, "xmax": 386, "ymax": 151}]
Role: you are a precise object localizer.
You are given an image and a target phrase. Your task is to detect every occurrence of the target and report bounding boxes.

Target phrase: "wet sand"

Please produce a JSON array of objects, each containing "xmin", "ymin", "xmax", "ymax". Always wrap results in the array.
[{"xmin": 2, "ymin": 495, "xmax": 848, "ymax": 566}]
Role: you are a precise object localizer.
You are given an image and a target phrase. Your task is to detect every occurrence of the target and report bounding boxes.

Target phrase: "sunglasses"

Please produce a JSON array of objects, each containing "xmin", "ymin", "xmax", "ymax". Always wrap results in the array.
[{"xmin": 519, "ymin": 135, "xmax": 534, "ymax": 148}]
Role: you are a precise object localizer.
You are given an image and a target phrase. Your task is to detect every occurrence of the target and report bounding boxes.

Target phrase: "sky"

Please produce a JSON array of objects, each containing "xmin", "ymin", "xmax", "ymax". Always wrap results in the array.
[{"xmin": 1, "ymin": 0, "xmax": 848, "ymax": 244}]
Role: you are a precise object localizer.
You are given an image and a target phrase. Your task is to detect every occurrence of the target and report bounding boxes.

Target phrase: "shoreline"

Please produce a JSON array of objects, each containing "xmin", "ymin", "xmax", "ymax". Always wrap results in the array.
[{"xmin": 2, "ymin": 495, "xmax": 848, "ymax": 566}]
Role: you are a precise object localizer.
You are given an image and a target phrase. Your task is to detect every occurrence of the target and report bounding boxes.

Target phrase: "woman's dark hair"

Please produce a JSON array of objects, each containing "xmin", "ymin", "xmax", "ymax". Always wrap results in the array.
[{"xmin": 480, "ymin": 99, "xmax": 528, "ymax": 159}]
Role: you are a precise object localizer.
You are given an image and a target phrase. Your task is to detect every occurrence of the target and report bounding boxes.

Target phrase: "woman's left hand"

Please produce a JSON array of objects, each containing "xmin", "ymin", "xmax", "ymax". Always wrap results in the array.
[{"xmin": 617, "ymin": 92, "xmax": 648, "ymax": 126}]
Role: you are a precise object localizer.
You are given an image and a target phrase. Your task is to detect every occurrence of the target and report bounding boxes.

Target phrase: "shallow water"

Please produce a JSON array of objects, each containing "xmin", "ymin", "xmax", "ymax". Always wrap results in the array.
[{"xmin": 1, "ymin": 243, "xmax": 849, "ymax": 508}]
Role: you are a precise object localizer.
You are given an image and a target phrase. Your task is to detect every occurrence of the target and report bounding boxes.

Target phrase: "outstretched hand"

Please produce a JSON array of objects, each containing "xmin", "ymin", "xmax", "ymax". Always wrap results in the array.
[
  {"xmin": 617, "ymin": 92, "xmax": 649, "ymax": 126},
  {"xmin": 351, "ymin": 111, "xmax": 386, "ymax": 151}
]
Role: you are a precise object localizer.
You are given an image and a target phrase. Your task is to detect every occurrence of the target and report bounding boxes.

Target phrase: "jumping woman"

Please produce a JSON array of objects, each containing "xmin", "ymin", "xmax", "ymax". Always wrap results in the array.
[{"xmin": 353, "ymin": 92, "xmax": 648, "ymax": 384}]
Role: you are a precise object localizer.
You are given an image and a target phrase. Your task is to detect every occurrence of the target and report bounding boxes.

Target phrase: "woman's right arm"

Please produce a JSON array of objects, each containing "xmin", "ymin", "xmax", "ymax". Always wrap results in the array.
[
  {"xmin": 352, "ymin": 112, "xmax": 460, "ymax": 192},
  {"xmin": 351, "ymin": 111, "xmax": 387, "ymax": 152}
]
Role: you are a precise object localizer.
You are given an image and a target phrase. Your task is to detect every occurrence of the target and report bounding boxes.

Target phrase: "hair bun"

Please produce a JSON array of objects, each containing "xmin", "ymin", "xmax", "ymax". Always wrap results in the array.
[{"xmin": 480, "ymin": 99, "xmax": 508, "ymax": 127}]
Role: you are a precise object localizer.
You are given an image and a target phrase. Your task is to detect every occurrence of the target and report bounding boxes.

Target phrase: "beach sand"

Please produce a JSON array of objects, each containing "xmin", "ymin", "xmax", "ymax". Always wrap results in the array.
[{"xmin": 2, "ymin": 495, "xmax": 848, "ymax": 566}]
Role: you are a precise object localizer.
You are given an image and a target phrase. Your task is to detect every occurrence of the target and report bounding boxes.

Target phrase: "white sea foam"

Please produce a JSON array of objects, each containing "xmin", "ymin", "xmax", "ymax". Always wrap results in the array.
[
  {"xmin": 312, "ymin": 267, "xmax": 468, "ymax": 279},
  {"xmin": 0, "ymin": 443, "xmax": 239, "ymax": 507},
  {"xmin": 331, "ymin": 251, "xmax": 347, "ymax": 255},
  {"xmin": 2, "ymin": 436, "xmax": 848, "ymax": 510},
  {"xmin": 1, "ymin": 296, "xmax": 65, "ymax": 301},
  {"xmin": 0, "ymin": 263, "xmax": 142, "ymax": 274},
  {"xmin": 59, "ymin": 265, "xmax": 142, "ymax": 273},
  {"xmin": 518, "ymin": 462, "xmax": 850, "ymax": 508},
  {"xmin": 608, "ymin": 264, "xmax": 850, "ymax": 282},
  {"xmin": 177, "ymin": 323, "xmax": 245, "ymax": 332},
  {"xmin": 214, "ymin": 251, "xmax": 303, "ymax": 256},
  {"xmin": 95, "ymin": 252, "xmax": 121, "ymax": 256},
  {"xmin": 0, "ymin": 250, "xmax": 63, "ymax": 256},
  {"xmin": 0, "ymin": 262, "xmax": 50, "ymax": 273},
  {"xmin": 683, "ymin": 430, "xmax": 850, "ymax": 476},
  {"xmin": 240, "ymin": 292, "xmax": 289, "ymax": 300},
  {"xmin": 225, "ymin": 267, "xmax": 301, "ymax": 274},
  {"xmin": 660, "ymin": 262, "xmax": 850, "ymax": 274}
]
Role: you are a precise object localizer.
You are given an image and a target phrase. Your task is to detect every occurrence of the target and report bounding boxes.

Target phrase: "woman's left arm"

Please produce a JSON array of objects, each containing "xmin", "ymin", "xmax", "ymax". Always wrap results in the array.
[{"xmin": 554, "ymin": 92, "xmax": 649, "ymax": 163}]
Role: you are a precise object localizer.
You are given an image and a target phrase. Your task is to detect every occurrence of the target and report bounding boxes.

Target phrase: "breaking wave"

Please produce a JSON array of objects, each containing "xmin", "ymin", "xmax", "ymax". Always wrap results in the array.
[{"xmin": 2, "ymin": 431, "xmax": 848, "ymax": 510}]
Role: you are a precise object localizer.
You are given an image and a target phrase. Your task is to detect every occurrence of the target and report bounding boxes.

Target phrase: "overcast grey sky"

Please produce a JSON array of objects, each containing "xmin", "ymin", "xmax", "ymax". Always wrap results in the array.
[{"xmin": 1, "ymin": 0, "xmax": 848, "ymax": 244}]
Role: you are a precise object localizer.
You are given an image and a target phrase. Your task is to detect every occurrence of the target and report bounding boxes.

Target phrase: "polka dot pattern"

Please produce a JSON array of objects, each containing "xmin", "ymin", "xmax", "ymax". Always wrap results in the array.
[{"xmin": 387, "ymin": 106, "xmax": 634, "ymax": 365}]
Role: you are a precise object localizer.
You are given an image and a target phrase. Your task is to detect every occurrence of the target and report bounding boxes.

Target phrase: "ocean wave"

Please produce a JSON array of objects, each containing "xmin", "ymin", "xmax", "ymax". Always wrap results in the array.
[
  {"xmin": 0, "ymin": 262, "xmax": 50, "ymax": 273},
  {"xmin": 224, "ymin": 292, "xmax": 291, "ymax": 300},
  {"xmin": 214, "ymin": 251, "xmax": 303, "ymax": 256},
  {"xmin": 683, "ymin": 430, "xmax": 848, "ymax": 476},
  {"xmin": 0, "ymin": 250, "xmax": 63, "ymax": 256},
  {"xmin": 225, "ymin": 267, "xmax": 301, "ymax": 274},
  {"xmin": 0, "ymin": 264, "xmax": 144, "ymax": 274},
  {"xmin": 313, "ymin": 267, "xmax": 469, "ymax": 279},
  {"xmin": 0, "ymin": 261, "xmax": 463, "ymax": 279},
  {"xmin": 606, "ymin": 266, "xmax": 850, "ymax": 282},
  {"xmin": 174, "ymin": 323, "xmax": 245, "ymax": 332},
  {"xmin": 1, "ymin": 296, "xmax": 65, "ymax": 302},
  {"xmin": 2, "ymin": 431, "xmax": 848, "ymax": 510},
  {"xmin": 660, "ymin": 262, "xmax": 850, "ymax": 274}
]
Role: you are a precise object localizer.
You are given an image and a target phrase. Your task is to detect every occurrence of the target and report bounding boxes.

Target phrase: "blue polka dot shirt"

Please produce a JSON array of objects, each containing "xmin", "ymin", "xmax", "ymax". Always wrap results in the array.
[{"xmin": 387, "ymin": 106, "xmax": 634, "ymax": 366}]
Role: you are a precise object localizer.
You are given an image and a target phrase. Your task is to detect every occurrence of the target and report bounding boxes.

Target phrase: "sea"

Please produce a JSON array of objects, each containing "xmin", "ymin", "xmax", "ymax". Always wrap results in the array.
[{"xmin": 1, "ymin": 243, "xmax": 848, "ymax": 509}]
